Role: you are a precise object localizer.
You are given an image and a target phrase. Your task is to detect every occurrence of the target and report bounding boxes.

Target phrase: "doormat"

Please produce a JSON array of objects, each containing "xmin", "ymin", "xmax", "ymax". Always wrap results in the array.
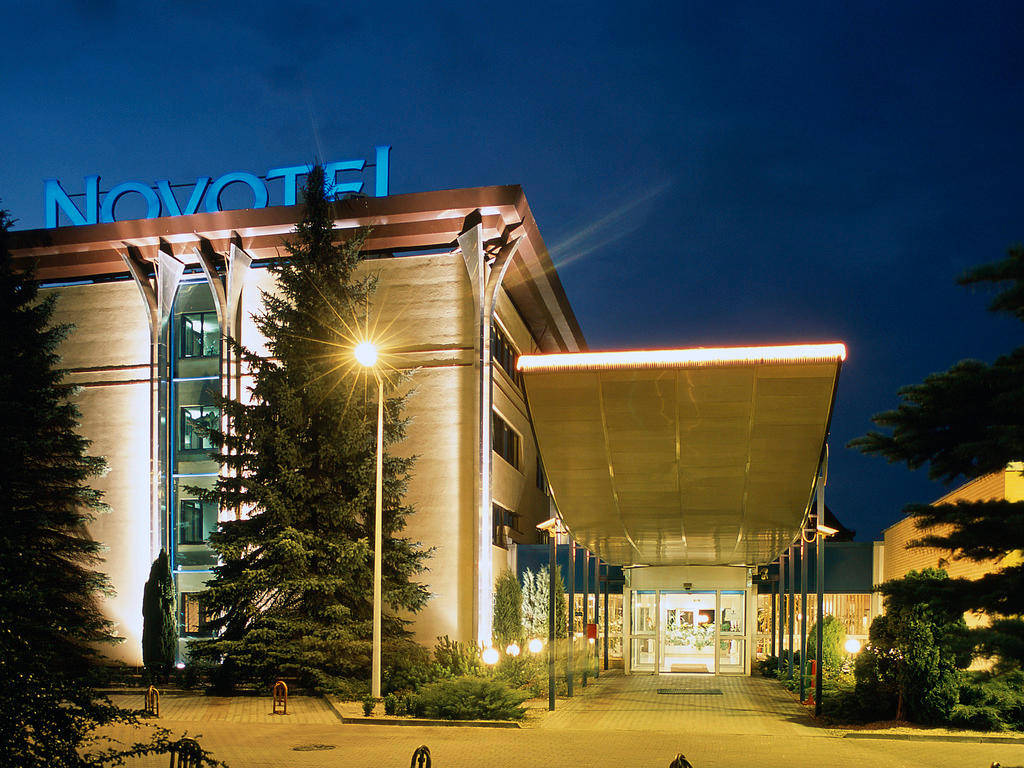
[{"xmin": 657, "ymin": 689, "xmax": 723, "ymax": 695}]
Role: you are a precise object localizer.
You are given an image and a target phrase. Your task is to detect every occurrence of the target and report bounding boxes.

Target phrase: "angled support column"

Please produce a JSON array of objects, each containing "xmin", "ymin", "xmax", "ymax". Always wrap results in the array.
[
  {"xmin": 457, "ymin": 214, "xmax": 523, "ymax": 647},
  {"xmin": 120, "ymin": 244, "xmax": 184, "ymax": 560}
]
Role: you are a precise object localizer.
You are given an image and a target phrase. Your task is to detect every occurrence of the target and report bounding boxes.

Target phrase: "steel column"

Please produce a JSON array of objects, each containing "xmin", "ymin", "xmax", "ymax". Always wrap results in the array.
[
  {"xmin": 567, "ymin": 541, "xmax": 575, "ymax": 697},
  {"xmin": 582, "ymin": 549, "xmax": 590, "ymax": 686},
  {"xmin": 602, "ymin": 562, "xmax": 610, "ymax": 671},
  {"xmin": 787, "ymin": 544, "xmax": 795, "ymax": 681},
  {"xmin": 815, "ymin": 462, "xmax": 826, "ymax": 716},
  {"xmin": 548, "ymin": 530, "xmax": 556, "ymax": 711},
  {"xmin": 800, "ymin": 531, "xmax": 808, "ymax": 702}
]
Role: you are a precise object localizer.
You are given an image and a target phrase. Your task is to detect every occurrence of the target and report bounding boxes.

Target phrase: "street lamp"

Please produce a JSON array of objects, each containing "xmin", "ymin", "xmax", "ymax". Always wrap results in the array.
[{"xmin": 356, "ymin": 341, "xmax": 384, "ymax": 699}]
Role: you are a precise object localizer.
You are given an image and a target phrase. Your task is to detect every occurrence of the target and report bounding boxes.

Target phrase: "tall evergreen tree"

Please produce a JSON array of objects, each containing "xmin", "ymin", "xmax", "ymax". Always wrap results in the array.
[
  {"xmin": 493, "ymin": 568, "xmax": 524, "ymax": 645},
  {"xmin": 142, "ymin": 549, "xmax": 177, "ymax": 683},
  {"xmin": 850, "ymin": 245, "xmax": 1024, "ymax": 666},
  {"xmin": 187, "ymin": 167, "xmax": 429, "ymax": 690},
  {"xmin": 520, "ymin": 566, "xmax": 568, "ymax": 639},
  {"xmin": 0, "ymin": 207, "xmax": 128, "ymax": 766}
]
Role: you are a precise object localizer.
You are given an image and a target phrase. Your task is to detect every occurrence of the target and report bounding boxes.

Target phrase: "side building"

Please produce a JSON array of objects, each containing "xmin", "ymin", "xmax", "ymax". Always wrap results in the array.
[{"xmin": 10, "ymin": 186, "xmax": 585, "ymax": 664}]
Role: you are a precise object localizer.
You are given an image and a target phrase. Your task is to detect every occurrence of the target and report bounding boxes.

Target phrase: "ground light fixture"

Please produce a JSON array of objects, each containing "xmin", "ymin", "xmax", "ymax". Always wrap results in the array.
[
  {"xmin": 482, "ymin": 647, "xmax": 500, "ymax": 665},
  {"xmin": 355, "ymin": 341, "xmax": 384, "ymax": 699},
  {"xmin": 845, "ymin": 637, "xmax": 862, "ymax": 655},
  {"xmin": 528, "ymin": 638, "xmax": 543, "ymax": 654},
  {"xmin": 506, "ymin": 643, "xmax": 520, "ymax": 657}
]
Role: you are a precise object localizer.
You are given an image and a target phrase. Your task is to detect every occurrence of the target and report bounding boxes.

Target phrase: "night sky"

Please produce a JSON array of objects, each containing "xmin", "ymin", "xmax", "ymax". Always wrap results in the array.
[{"xmin": 2, "ymin": 2, "xmax": 1021, "ymax": 541}]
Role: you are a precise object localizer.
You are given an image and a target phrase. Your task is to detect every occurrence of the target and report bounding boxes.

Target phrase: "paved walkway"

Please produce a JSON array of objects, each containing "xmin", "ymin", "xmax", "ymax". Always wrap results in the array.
[
  {"xmin": 534, "ymin": 670, "xmax": 815, "ymax": 735},
  {"xmin": 94, "ymin": 675, "xmax": 1024, "ymax": 767}
]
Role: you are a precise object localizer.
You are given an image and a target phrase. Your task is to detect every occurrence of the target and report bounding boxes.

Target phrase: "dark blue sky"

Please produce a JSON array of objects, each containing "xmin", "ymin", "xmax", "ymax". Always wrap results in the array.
[{"xmin": 3, "ymin": 1, "xmax": 1021, "ymax": 540}]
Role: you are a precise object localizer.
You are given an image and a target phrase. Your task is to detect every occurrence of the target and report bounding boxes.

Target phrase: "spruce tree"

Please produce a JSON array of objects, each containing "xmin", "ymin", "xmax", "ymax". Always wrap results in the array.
[
  {"xmin": 0, "ymin": 207, "xmax": 128, "ymax": 766},
  {"xmin": 850, "ymin": 245, "xmax": 1024, "ymax": 666},
  {"xmin": 520, "ymin": 566, "xmax": 568, "ymax": 639},
  {"xmin": 493, "ymin": 568, "xmax": 524, "ymax": 645},
  {"xmin": 187, "ymin": 167, "xmax": 429, "ymax": 691},
  {"xmin": 142, "ymin": 549, "xmax": 177, "ymax": 683}
]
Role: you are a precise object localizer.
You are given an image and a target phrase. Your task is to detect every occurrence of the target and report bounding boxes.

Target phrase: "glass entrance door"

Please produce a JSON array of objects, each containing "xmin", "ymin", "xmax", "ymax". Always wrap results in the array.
[
  {"xmin": 659, "ymin": 591, "xmax": 716, "ymax": 673},
  {"xmin": 718, "ymin": 590, "xmax": 746, "ymax": 674}
]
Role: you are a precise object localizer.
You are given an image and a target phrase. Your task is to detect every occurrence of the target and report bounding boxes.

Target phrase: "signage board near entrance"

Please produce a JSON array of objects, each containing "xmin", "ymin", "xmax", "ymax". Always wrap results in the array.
[{"xmin": 43, "ymin": 145, "xmax": 391, "ymax": 229}]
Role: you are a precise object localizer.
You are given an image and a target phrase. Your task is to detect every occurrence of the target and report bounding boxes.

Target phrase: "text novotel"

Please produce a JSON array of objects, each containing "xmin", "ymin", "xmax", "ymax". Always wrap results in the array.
[{"xmin": 44, "ymin": 145, "xmax": 390, "ymax": 229}]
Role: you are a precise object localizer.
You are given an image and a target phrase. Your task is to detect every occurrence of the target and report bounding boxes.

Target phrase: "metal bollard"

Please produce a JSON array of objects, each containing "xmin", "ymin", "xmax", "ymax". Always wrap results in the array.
[
  {"xmin": 144, "ymin": 685, "xmax": 160, "ymax": 717},
  {"xmin": 410, "ymin": 745, "xmax": 431, "ymax": 768},
  {"xmin": 272, "ymin": 679, "xmax": 288, "ymax": 715}
]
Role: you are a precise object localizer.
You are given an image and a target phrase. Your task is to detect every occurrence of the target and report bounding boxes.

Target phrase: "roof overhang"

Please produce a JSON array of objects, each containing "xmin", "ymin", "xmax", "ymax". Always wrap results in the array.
[
  {"xmin": 8, "ymin": 185, "xmax": 585, "ymax": 354},
  {"xmin": 519, "ymin": 343, "xmax": 845, "ymax": 567}
]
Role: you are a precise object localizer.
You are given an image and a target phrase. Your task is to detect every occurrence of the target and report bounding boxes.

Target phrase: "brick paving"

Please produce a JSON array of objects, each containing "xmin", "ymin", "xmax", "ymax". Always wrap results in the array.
[{"xmin": 93, "ymin": 675, "xmax": 1024, "ymax": 768}]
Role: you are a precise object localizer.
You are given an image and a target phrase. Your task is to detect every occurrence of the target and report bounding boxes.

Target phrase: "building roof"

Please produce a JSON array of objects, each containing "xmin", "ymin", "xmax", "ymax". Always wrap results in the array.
[{"xmin": 519, "ymin": 344, "xmax": 845, "ymax": 567}]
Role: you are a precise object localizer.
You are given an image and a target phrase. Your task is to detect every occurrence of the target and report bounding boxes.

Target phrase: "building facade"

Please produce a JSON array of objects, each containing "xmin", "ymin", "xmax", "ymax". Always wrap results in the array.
[{"xmin": 11, "ymin": 185, "xmax": 585, "ymax": 664}]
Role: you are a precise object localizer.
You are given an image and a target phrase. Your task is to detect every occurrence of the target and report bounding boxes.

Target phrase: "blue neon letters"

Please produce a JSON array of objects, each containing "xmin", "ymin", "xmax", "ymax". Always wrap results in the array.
[{"xmin": 44, "ymin": 145, "xmax": 391, "ymax": 229}]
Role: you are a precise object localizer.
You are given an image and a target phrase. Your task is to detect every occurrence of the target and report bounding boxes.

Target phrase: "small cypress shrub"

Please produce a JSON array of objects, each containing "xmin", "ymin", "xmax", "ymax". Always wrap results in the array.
[{"xmin": 493, "ymin": 569, "xmax": 524, "ymax": 645}]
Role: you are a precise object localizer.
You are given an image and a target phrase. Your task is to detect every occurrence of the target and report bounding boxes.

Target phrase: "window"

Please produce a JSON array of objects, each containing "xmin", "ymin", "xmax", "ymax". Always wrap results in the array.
[
  {"xmin": 179, "ymin": 499, "xmax": 216, "ymax": 545},
  {"xmin": 492, "ymin": 503, "xmax": 520, "ymax": 547},
  {"xmin": 179, "ymin": 592, "xmax": 213, "ymax": 636},
  {"xmin": 180, "ymin": 312, "xmax": 219, "ymax": 359},
  {"xmin": 491, "ymin": 324, "xmax": 523, "ymax": 388},
  {"xmin": 492, "ymin": 412, "xmax": 520, "ymax": 469},
  {"xmin": 180, "ymin": 405, "xmax": 219, "ymax": 451}
]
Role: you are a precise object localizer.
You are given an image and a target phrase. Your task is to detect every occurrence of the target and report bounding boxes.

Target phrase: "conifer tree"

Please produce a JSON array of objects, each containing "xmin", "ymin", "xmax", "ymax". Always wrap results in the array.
[
  {"xmin": 493, "ymin": 568, "xmax": 524, "ymax": 645},
  {"xmin": 142, "ymin": 549, "xmax": 177, "ymax": 683},
  {"xmin": 0, "ymin": 207, "xmax": 128, "ymax": 766},
  {"xmin": 187, "ymin": 167, "xmax": 429, "ymax": 690},
  {"xmin": 520, "ymin": 566, "xmax": 568, "ymax": 639},
  {"xmin": 851, "ymin": 246, "xmax": 1024, "ymax": 666}
]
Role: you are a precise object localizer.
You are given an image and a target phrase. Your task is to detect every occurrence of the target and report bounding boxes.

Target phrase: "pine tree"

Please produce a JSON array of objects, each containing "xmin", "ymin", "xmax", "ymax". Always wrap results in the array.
[
  {"xmin": 520, "ymin": 566, "xmax": 568, "ymax": 640},
  {"xmin": 493, "ymin": 568, "xmax": 524, "ymax": 645},
  {"xmin": 850, "ymin": 245, "xmax": 1024, "ymax": 666},
  {"xmin": 142, "ymin": 549, "xmax": 177, "ymax": 683},
  {"xmin": 0, "ymin": 207, "xmax": 128, "ymax": 766},
  {"xmin": 187, "ymin": 167, "xmax": 429, "ymax": 691}
]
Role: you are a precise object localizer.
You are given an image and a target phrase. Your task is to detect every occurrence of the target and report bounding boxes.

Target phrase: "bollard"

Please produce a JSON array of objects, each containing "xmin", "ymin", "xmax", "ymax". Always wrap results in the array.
[
  {"xmin": 272, "ymin": 679, "xmax": 288, "ymax": 715},
  {"xmin": 410, "ymin": 745, "xmax": 431, "ymax": 768},
  {"xmin": 168, "ymin": 737, "xmax": 203, "ymax": 768},
  {"xmin": 144, "ymin": 685, "xmax": 159, "ymax": 718},
  {"xmin": 804, "ymin": 661, "xmax": 817, "ymax": 706}
]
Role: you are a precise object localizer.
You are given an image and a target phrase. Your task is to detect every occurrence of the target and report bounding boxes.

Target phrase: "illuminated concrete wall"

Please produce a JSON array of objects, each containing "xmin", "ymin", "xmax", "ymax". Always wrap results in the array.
[
  {"xmin": 46, "ymin": 244, "xmax": 558, "ymax": 661},
  {"xmin": 44, "ymin": 281, "xmax": 152, "ymax": 665}
]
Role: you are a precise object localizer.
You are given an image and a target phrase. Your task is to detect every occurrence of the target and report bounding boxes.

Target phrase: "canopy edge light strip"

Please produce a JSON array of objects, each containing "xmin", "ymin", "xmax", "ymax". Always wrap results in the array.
[{"xmin": 517, "ymin": 342, "xmax": 847, "ymax": 373}]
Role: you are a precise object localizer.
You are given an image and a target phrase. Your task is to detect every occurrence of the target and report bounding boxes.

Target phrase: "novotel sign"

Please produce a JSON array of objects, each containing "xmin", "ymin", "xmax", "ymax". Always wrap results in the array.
[{"xmin": 43, "ymin": 145, "xmax": 391, "ymax": 229}]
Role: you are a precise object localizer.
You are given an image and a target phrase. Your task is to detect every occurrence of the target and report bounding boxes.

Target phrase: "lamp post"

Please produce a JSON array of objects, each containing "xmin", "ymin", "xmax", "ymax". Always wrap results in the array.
[{"xmin": 355, "ymin": 341, "xmax": 384, "ymax": 700}]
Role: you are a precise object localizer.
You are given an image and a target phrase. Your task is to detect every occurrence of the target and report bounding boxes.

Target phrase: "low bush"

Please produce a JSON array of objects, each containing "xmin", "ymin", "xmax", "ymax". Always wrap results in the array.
[
  {"xmin": 951, "ymin": 671, "xmax": 1024, "ymax": 732},
  {"xmin": 383, "ymin": 641, "xmax": 441, "ymax": 694},
  {"xmin": 361, "ymin": 695, "xmax": 377, "ymax": 717},
  {"xmin": 383, "ymin": 693, "xmax": 397, "ymax": 716},
  {"xmin": 433, "ymin": 635, "xmax": 481, "ymax": 678},
  {"xmin": 495, "ymin": 653, "xmax": 546, "ymax": 697},
  {"xmin": 410, "ymin": 676, "xmax": 528, "ymax": 721}
]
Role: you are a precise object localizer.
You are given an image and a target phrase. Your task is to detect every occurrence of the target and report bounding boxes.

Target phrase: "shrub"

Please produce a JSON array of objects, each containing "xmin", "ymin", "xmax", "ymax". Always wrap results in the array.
[
  {"xmin": 361, "ymin": 695, "xmax": 377, "ymax": 717},
  {"xmin": 494, "ymin": 569, "xmax": 524, "ymax": 645},
  {"xmin": 395, "ymin": 694, "xmax": 409, "ymax": 716},
  {"xmin": 433, "ymin": 635, "xmax": 481, "ymax": 678},
  {"xmin": 853, "ymin": 571, "xmax": 970, "ymax": 724},
  {"xmin": 383, "ymin": 641, "xmax": 441, "ymax": 694},
  {"xmin": 411, "ymin": 676, "xmax": 528, "ymax": 720},
  {"xmin": 495, "ymin": 653, "xmax": 546, "ymax": 697},
  {"xmin": 951, "ymin": 670, "xmax": 1024, "ymax": 732},
  {"xmin": 383, "ymin": 693, "xmax": 397, "ymax": 716},
  {"xmin": 806, "ymin": 616, "xmax": 846, "ymax": 672}
]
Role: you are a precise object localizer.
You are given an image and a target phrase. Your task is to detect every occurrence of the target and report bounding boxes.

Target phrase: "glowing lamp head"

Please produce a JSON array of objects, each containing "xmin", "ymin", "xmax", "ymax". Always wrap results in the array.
[
  {"xmin": 482, "ymin": 646, "xmax": 500, "ymax": 665},
  {"xmin": 844, "ymin": 637, "xmax": 862, "ymax": 655},
  {"xmin": 506, "ymin": 643, "xmax": 520, "ymax": 657},
  {"xmin": 354, "ymin": 341, "xmax": 378, "ymax": 368},
  {"xmin": 175, "ymin": 661, "xmax": 186, "ymax": 670},
  {"xmin": 528, "ymin": 638, "xmax": 543, "ymax": 654}
]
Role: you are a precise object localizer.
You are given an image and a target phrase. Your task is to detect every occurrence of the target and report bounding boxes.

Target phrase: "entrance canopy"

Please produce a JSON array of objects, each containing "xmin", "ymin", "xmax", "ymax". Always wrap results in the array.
[{"xmin": 518, "ymin": 344, "xmax": 845, "ymax": 568}]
